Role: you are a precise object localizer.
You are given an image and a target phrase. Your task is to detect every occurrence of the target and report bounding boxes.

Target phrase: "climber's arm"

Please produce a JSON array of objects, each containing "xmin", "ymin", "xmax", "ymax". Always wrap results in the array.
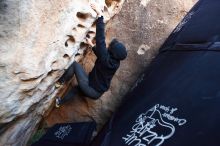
[
  {"xmin": 86, "ymin": 38, "xmax": 98, "ymax": 56},
  {"xmin": 90, "ymin": 3, "xmax": 108, "ymax": 60},
  {"xmin": 95, "ymin": 16, "xmax": 108, "ymax": 59}
]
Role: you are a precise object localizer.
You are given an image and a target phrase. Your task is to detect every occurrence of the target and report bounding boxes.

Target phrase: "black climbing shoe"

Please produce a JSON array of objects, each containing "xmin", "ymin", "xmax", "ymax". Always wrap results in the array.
[
  {"xmin": 55, "ymin": 97, "xmax": 62, "ymax": 108},
  {"xmin": 55, "ymin": 82, "xmax": 63, "ymax": 88}
]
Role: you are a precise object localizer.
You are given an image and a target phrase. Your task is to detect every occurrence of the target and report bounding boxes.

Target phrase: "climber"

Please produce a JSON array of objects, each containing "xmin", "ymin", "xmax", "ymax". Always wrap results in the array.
[{"xmin": 55, "ymin": 3, "xmax": 127, "ymax": 107}]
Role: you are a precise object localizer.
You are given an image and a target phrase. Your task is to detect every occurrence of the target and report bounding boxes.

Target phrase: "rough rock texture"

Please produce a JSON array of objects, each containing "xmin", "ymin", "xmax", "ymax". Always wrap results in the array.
[
  {"xmin": 45, "ymin": 0, "xmax": 197, "ymax": 132},
  {"xmin": 0, "ymin": 0, "xmax": 124, "ymax": 145}
]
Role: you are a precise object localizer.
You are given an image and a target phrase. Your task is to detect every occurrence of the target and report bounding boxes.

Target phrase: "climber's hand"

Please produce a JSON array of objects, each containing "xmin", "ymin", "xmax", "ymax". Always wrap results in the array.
[
  {"xmin": 90, "ymin": 3, "xmax": 103, "ymax": 17},
  {"xmin": 86, "ymin": 38, "xmax": 95, "ymax": 47}
]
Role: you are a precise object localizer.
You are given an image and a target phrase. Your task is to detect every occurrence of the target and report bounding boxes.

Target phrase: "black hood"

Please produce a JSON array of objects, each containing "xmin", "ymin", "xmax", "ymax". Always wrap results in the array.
[{"xmin": 109, "ymin": 39, "xmax": 127, "ymax": 60}]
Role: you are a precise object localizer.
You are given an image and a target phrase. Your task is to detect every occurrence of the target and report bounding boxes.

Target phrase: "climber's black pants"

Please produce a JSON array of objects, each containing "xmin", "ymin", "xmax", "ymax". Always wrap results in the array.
[{"xmin": 59, "ymin": 62, "xmax": 102, "ymax": 103}]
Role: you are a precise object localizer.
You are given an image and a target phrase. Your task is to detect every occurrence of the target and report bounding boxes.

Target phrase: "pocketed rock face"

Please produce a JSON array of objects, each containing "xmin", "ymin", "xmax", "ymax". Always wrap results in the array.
[
  {"xmin": 45, "ymin": 0, "xmax": 197, "ymax": 133},
  {"xmin": 0, "ymin": 0, "xmax": 124, "ymax": 145}
]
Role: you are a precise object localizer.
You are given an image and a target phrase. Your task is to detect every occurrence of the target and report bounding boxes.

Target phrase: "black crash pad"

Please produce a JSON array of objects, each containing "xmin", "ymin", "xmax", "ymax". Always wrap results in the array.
[{"xmin": 91, "ymin": 0, "xmax": 220, "ymax": 146}]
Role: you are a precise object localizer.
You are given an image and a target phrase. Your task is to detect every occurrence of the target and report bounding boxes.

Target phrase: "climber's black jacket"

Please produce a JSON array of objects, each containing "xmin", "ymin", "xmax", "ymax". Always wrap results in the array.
[{"xmin": 89, "ymin": 16, "xmax": 120, "ymax": 94}]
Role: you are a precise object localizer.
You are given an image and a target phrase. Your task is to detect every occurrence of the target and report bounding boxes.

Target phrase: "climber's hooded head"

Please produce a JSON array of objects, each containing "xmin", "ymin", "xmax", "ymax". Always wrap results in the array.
[{"xmin": 108, "ymin": 39, "xmax": 127, "ymax": 60}]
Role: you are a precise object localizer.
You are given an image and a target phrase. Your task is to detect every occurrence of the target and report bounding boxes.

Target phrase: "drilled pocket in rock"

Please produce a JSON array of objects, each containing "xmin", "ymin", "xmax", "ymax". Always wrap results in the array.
[
  {"xmin": 88, "ymin": 31, "xmax": 96, "ymax": 39},
  {"xmin": 76, "ymin": 24, "xmax": 87, "ymax": 33},
  {"xmin": 86, "ymin": 34, "xmax": 90, "ymax": 38},
  {"xmin": 63, "ymin": 54, "xmax": 70, "ymax": 59},
  {"xmin": 75, "ymin": 53, "xmax": 81, "ymax": 56},
  {"xmin": 80, "ymin": 42, "xmax": 89, "ymax": 49},
  {"xmin": 77, "ymin": 24, "xmax": 86, "ymax": 28},
  {"xmin": 88, "ymin": 31, "xmax": 95, "ymax": 34},
  {"xmin": 76, "ymin": 12, "xmax": 91, "ymax": 20},
  {"xmin": 76, "ymin": 42, "xmax": 89, "ymax": 56},
  {"xmin": 65, "ymin": 35, "xmax": 75, "ymax": 47}
]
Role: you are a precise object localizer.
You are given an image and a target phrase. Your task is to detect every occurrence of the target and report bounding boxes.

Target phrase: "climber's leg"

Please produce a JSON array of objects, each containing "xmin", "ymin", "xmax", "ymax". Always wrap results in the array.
[
  {"xmin": 56, "ymin": 62, "xmax": 101, "ymax": 107},
  {"xmin": 79, "ymin": 83, "xmax": 102, "ymax": 100},
  {"xmin": 73, "ymin": 62, "xmax": 102, "ymax": 100},
  {"xmin": 57, "ymin": 62, "xmax": 75, "ymax": 85},
  {"xmin": 58, "ymin": 86, "xmax": 80, "ymax": 105},
  {"xmin": 73, "ymin": 62, "xmax": 88, "ymax": 83}
]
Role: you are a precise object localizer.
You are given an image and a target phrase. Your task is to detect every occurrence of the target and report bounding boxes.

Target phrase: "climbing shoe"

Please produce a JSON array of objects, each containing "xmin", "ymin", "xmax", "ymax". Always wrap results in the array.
[
  {"xmin": 55, "ymin": 81, "xmax": 64, "ymax": 88},
  {"xmin": 55, "ymin": 97, "xmax": 62, "ymax": 108}
]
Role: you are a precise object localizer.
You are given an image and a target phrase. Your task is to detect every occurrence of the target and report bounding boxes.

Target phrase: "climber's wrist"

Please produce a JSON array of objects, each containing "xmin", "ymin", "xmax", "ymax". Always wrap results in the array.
[
  {"xmin": 97, "ymin": 14, "xmax": 102, "ymax": 18},
  {"xmin": 97, "ymin": 12, "xmax": 103, "ymax": 18}
]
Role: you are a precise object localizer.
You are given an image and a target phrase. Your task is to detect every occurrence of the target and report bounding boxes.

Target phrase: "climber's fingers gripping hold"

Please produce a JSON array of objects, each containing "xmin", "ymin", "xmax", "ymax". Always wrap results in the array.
[
  {"xmin": 90, "ymin": 3, "xmax": 103, "ymax": 17},
  {"xmin": 86, "ymin": 38, "xmax": 95, "ymax": 47}
]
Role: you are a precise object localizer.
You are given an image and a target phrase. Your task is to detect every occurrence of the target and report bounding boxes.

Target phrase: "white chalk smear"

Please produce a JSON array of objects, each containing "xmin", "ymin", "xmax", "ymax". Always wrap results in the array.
[{"xmin": 137, "ymin": 44, "xmax": 150, "ymax": 55}]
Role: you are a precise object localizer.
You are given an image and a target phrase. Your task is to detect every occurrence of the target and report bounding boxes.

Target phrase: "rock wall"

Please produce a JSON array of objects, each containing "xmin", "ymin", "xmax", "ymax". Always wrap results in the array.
[
  {"xmin": 45, "ymin": 0, "xmax": 197, "ymax": 134},
  {"xmin": 0, "ymin": 0, "xmax": 124, "ymax": 145}
]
